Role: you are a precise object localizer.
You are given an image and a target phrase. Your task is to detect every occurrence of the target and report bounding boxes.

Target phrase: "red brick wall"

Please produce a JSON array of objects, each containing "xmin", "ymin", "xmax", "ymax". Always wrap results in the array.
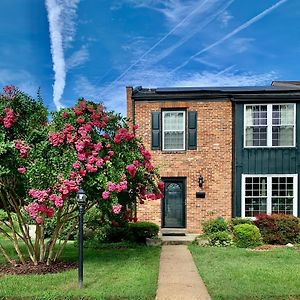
[{"xmin": 127, "ymin": 87, "xmax": 232, "ymax": 233}]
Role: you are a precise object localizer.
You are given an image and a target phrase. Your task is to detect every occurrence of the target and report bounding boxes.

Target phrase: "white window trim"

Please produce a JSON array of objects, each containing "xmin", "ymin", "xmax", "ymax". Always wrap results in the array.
[
  {"xmin": 244, "ymin": 103, "xmax": 296, "ymax": 148},
  {"xmin": 162, "ymin": 110, "xmax": 186, "ymax": 151},
  {"xmin": 241, "ymin": 174, "xmax": 298, "ymax": 217}
]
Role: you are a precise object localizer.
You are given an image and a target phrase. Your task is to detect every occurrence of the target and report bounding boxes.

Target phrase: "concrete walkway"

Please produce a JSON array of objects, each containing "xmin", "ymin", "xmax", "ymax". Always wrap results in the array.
[{"xmin": 156, "ymin": 245, "xmax": 211, "ymax": 300}]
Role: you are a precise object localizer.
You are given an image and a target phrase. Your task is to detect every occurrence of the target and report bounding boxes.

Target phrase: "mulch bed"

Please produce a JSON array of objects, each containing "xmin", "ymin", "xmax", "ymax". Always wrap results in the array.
[
  {"xmin": 0, "ymin": 261, "xmax": 78, "ymax": 275},
  {"xmin": 251, "ymin": 244, "xmax": 289, "ymax": 251}
]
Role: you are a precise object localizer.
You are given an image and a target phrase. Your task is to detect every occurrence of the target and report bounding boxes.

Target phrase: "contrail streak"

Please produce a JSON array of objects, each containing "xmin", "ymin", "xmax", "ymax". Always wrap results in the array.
[{"xmin": 172, "ymin": 0, "xmax": 288, "ymax": 73}]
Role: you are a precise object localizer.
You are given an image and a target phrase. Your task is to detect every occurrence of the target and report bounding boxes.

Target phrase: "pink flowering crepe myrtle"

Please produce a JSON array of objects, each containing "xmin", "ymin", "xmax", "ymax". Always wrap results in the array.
[{"xmin": 7, "ymin": 98, "xmax": 163, "ymax": 224}]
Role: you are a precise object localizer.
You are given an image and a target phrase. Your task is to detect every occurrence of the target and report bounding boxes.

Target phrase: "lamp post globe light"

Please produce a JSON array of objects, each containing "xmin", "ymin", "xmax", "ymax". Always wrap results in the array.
[{"xmin": 77, "ymin": 188, "xmax": 86, "ymax": 289}]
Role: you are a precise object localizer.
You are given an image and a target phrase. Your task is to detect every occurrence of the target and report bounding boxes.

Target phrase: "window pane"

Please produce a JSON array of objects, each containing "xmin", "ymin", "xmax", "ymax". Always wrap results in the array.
[
  {"xmin": 246, "ymin": 126, "xmax": 267, "ymax": 146},
  {"xmin": 164, "ymin": 132, "xmax": 184, "ymax": 150},
  {"xmin": 271, "ymin": 176, "xmax": 294, "ymax": 215},
  {"xmin": 163, "ymin": 112, "xmax": 184, "ymax": 131},
  {"xmin": 244, "ymin": 177, "xmax": 267, "ymax": 217},
  {"xmin": 272, "ymin": 126, "xmax": 294, "ymax": 146},
  {"xmin": 245, "ymin": 197, "xmax": 267, "ymax": 217},
  {"xmin": 272, "ymin": 104, "xmax": 294, "ymax": 146},
  {"xmin": 246, "ymin": 105, "xmax": 267, "ymax": 126}
]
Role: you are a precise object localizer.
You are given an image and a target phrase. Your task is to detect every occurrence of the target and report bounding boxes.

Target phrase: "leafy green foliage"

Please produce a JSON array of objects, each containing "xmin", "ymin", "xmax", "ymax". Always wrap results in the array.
[
  {"xmin": 202, "ymin": 217, "xmax": 232, "ymax": 247},
  {"xmin": 0, "ymin": 87, "xmax": 163, "ymax": 264},
  {"xmin": 233, "ymin": 223, "xmax": 262, "ymax": 248},
  {"xmin": 128, "ymin": 221, "xmax": 159, "ymax": 243},
  {"xmin": 230, "ymin": 217, "xmax": 252, "ymax": 226},
  {"xmin": 209, "ymin": 231, "xmax": 233, "ymax": 247},
  {"xmin": 254, "ymin": 214, "xmax": 300, "ymax": 244},
  {"xmin": 202, "ymin": 217, "xmax": 229, "ymax": 235}
]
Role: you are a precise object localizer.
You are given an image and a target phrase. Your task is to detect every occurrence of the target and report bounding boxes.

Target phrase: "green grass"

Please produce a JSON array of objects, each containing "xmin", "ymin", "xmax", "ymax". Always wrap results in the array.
[
  {"xmin": 189, "ymin": 245, "xmax": 300, "ymax": 300},
  {"xmin": 0, "ymin": 240, "xmax": 161, "ymax": 300}
]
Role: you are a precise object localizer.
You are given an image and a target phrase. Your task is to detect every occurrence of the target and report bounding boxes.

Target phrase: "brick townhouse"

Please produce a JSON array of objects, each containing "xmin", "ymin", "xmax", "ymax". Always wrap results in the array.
[{"xmin": 126, "ymin": 81, "xmax": 300, "ymax": 233}]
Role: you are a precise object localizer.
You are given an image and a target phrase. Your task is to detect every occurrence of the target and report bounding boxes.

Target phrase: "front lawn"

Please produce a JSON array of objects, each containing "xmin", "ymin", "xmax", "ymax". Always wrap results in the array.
[
  {"xmin": 0, "ymin": 240, "xmax": 161, "ymax": 300},
  {"xmin": 189, "ymin": 245, "xmax": 300, "ymax": 300}
]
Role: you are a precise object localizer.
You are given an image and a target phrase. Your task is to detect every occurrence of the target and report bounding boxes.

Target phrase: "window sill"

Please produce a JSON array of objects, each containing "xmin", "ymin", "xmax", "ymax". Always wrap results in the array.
[
  {"xmin": 244, "ymin": 146, "xmax": 297, "ymax": 149},
  {"xmin": 161, "ymin": 150, "xmax": 186, "ymax": 154}
]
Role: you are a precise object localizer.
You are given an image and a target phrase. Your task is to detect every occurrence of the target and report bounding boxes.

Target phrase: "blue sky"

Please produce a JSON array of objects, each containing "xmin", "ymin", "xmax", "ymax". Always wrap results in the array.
[{"xmin": 0, "ymin": 0, "xmax": 299, "ymax": 114}]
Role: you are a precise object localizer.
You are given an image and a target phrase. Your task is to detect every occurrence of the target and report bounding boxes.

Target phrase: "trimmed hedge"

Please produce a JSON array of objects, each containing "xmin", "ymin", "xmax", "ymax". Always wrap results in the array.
[
  {"xmin": 233, "ymin": 224, "xmax": 262, "ymax": 248},
  {"xmin": 254, "ymin": 214, "xmax": 300, "ymax": 244},
  {"xmin": 128, "ymin": 221, "xmax": 159, "ymax": 243}
]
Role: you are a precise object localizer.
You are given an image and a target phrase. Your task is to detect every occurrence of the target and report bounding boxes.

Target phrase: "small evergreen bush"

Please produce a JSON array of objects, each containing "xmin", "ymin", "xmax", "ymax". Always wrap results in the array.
[
  {"xmin": 202, "ymin": 217, "xmax": 229, "ymax": 235},
  {"xmin": 231, "ymin": 217, "xmax": 252, "ymax": 226},
  {"xmin": 209, "ymin": 231, "xmax": 232, "ymax": 247},
  {"xmin": 254, "ymin": 214, "xmax": 300, "ymax": 244},
  {"xmin": 202, "ymin": 217, "xmax": 233, "ymax": 247},
  {"xmin": 233, "ymin": 224, "xmax": 262, "ymax": 248},
  {"xmin": 128, "ymin": 221, "xmax": 159, "ymax": 243}
]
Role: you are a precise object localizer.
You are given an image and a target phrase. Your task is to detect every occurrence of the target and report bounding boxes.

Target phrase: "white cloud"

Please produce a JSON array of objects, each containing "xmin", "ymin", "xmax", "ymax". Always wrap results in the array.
[
  {"xmin": 73, "ymin": 75, "xmax": 126, "ymax": 113},
  {"xmin": 149, "ymin": 0, "xmax": 234, "ymax": 64},
  {"xmin": 74, "ymin": 68, "xmax": 277, "ymax": 116},
  {"xmin": 173, "ymin": 0, "xmax": 288, "ymax": 72},
  {"xmin": 66, "ymin": 45, "xmax": 89, "ymax": 70},
  {"xmin": 124, "ymin": 0, "xmax": 213, "ymax": 27},
  {"xmin": 229, "ymin": 37, "xmax": 255, "ymax": 54},
  {"xmin": 45, "ymin": 0, "xmax": 80, "ymax": 110},
  {"xmin": 218, "ymin": 10, "xmax": 233, "ymax": 27},
  {"xmin": 0, "ymin": 69, "xmax": 38, "ymax": 96}
]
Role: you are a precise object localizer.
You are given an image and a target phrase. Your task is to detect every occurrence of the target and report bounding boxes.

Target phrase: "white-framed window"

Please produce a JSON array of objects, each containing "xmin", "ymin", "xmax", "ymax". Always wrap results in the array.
[
  {"xmin": 162, "ymin": 110, "xmax": 185, "ymax": 151},
  {"xmin": 244, "ymin": 104, "xmax": 295, "ymax": 147},
  {"xmin": 241, "ymin": 174, "xmax": 298, "ymax": 217}
]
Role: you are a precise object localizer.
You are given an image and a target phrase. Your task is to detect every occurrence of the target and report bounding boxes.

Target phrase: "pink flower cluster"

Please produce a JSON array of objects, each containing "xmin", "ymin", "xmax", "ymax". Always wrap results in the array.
[
  {"xmin": 25, "ymin": 202, "xmax": 54, "ymax": 223},
  {"xmin": 28, "ymin": 188, "xmax": 51, "ymax": 203},
  {"xmin": 139, "ymin": 146, "xmax": 151, "ymax": 161},
  {"xmin": 107, "ymin": 180, "xmax": 127, "ymax": 192},
  {"xmin": 138, "ymin": 181, "xmax": 164, "ymax": 202},
  {"xmin": 14, "ymin": 140, "xmax": 30, "ymax": 158},
  {"xmin": 3, "ymin": 85, "xmax": 15, "ymax": 95},
  {"xmin": 49, "ymin": 194, "xmax": 63, "ymax": 208},
  {"xmin": 17, "ymin": 167, "xmax": 26, "ymax": 174},
  {"xmin": 1, "ymin": 108, "xmax": 17, "ymax": 129},
  {"xmin": 112, "ymin": 204, "xmax": 122, "ymax": 215},
  {"xmin": 126, "ymin": 164, "xmax": 137, "ymax": 177},
  {"xmin": 49, "ymin": 132, "xmax": 64, "ymax": 146},
  {"xmin": 114, "ymin": 128, "xmax": 134, "ymax": 143}
]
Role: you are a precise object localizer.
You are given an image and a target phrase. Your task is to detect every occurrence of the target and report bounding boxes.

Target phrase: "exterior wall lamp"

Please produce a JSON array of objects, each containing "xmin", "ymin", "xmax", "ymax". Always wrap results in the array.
[
  {"xmin": 196, "ymin": 175, "xmax": 205, "ymax": 198},
  {"xmin": 198, "ymin": 175, "xmax": 204, "ymax": 188},
  {"xmin": 77, "ymin": 188, "xmax": 86, "ymax": 289}
]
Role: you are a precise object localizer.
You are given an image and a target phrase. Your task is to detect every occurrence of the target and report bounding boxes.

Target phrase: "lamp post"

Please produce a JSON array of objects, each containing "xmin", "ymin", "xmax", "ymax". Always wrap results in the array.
[{"xmin": 77, "ymin": 188, "xmax": 86, "ymax": 289}]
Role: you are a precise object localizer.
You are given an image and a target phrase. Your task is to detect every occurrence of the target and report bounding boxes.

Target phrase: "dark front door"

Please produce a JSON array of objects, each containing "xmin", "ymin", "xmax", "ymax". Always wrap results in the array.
[{"xmin": 163, "ymin": 179, "xmax": 185, "ymax": 228}]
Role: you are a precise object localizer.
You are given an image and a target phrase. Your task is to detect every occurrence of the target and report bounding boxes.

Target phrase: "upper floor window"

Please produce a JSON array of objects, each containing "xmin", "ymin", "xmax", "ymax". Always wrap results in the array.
[
  {"xmin": 151, "ymin": 110, "xmax": 197, "ymax": 151},
  {"xmin": 162, "ymin": 111, "xmax": 185, "ymax": 151},
  {"xmin": 244, "ymin": 104, "xmax": 295, "ymax": 147}
]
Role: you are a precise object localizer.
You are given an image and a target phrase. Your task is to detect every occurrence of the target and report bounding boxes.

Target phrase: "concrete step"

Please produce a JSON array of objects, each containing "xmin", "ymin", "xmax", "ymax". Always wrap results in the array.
[
  {"xmin": 161, "ymin": 228, "xmax": 186, "ymax": 236},
  {"xmin": 161, "ymin": 234, "xmax": 198, "ymax": 245}
]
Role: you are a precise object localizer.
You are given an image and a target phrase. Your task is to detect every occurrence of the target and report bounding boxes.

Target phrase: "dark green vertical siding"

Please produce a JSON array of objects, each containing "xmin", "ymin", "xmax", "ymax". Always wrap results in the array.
[{"xmin": 234, "ymin": 102, "xmax": 300, "ymax": 217}]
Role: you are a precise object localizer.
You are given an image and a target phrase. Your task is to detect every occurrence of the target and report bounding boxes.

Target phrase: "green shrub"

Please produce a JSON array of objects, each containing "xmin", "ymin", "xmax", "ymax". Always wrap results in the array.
[
  {"xmin": 203, "ymin": 217, "xmax": 229, "ymax": 235},
  {"xmin": 105, "ymin": 225, "xmax": 130, "ymax": 243},
  {"xmin": 209, "ymin": 231, "xmax": 232, "ymax": 247},
  {"xmin": 0, "ymin": 209, "xmax": 8, "ymax": 221},
  {"xmin": 254, "ymin": 214, "xmax": 300, "ymax": 244},
  {"xmin": 231, "ymin": 217, "xmax": 252, "ymax": 226},
  {"xmin": 128, "ymin": 221, "xmax": 159, "ymax": 243},
  {"xmin": 233, "ymin": 224, "xmax": 262, "ymax": 248}
]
